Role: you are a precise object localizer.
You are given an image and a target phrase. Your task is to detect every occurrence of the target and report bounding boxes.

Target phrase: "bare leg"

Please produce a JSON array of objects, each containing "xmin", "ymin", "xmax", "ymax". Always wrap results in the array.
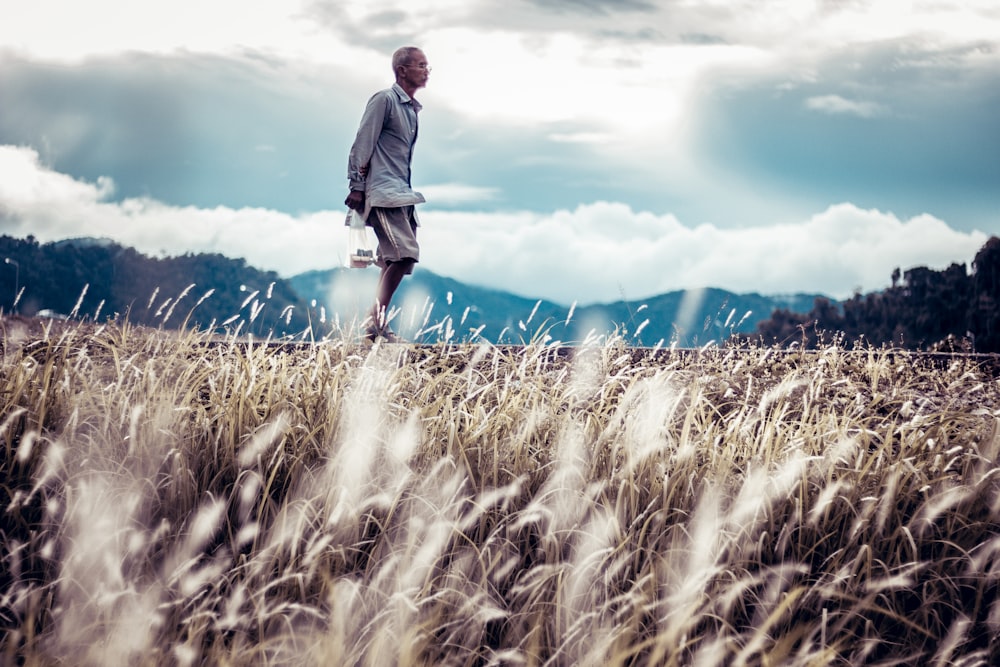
[{"xmin": 369, "ymin": 259, "xmax": 414, "ymax": 330}]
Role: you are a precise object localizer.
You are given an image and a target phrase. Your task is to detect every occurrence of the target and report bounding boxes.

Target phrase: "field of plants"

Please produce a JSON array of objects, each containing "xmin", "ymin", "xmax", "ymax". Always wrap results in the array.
[{"xmin": 2, "ymin": 315, "xmax": 999, "ymax": 665}]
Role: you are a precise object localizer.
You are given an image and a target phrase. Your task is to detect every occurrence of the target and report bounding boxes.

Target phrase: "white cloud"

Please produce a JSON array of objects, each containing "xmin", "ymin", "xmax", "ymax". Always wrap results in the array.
[
  {"xmin": 420, "ymin": 201, "xmax": 988, "ymax": 303},
  {"xmin": 548, "ymin": 132, "xmax": 612, "ymax": 145},
  {"xmin": 0, "ymin": 0, "xmax": 329, "ymax": 62},
  {"xmin": 418, "ymin": 183, "xmax": 499, "ymax": 205},
  {"xmin": 805, "ymin": 94, "xmax": 888, "ymax": 118},
  {"xmin": 0, "ymin": 145, "xmax": 349, "ymax": 272},
  {"xmin": 0, "ymin": 145, "xmax": 988, "ymax": 305},
  {"xmin": 5, "ymin": 0, "xmax": 997, "ymax": 63}
]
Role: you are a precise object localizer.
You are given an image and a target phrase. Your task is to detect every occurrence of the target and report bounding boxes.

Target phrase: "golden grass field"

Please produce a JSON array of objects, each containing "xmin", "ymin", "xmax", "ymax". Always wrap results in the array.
[{"xmin": 2, "ymin": 315, "xmax": 999, "ymax": 666}]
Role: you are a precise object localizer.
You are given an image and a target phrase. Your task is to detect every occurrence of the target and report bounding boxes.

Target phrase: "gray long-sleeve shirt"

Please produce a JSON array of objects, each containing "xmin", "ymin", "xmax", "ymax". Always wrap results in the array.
[{"xmin": 347, "ymin": 83, "xmax": 425, "ymax": 220}]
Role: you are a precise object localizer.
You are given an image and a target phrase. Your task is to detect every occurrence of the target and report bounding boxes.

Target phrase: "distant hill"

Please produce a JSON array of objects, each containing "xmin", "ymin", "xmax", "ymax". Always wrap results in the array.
[
  {"xmin": 5, "ymin": 232, "xmax": 995, "ymax": 350},
  {"xmin": 0, "ymin": 234, "xmax": 826, "ymax": 344},
  {"xmin": 290, "ymin": 267, "xmax": 825, "ymax": 346},
  {"xmin": 0, "ymin": 235, "xmax": 313, "ymax": 336}
]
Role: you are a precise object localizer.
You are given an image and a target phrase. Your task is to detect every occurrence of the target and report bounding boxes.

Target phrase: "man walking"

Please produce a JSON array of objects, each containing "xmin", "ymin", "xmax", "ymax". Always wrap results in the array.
[{"xmin": 345, "ymin": 46, "xmax": 430, "ymax": 342}]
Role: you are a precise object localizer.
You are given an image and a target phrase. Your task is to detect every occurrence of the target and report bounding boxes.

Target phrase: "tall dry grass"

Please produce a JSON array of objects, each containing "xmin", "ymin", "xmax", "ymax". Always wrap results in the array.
[{"xmin": 1, "ymin": 316, "xmax": 999, "ymax": 665}]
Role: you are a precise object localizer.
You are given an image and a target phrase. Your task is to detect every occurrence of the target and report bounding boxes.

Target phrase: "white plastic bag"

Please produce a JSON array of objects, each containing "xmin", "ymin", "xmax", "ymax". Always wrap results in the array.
[{"xmin": 345, "ymin": 209, "xmax": 376, "ymax": 268}]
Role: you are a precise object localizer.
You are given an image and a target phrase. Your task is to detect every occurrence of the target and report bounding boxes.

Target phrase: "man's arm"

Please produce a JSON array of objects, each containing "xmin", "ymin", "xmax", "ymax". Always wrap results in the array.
[{"xmin": 346, "ymin": 91, "xmax": 388, "ymax": 209}]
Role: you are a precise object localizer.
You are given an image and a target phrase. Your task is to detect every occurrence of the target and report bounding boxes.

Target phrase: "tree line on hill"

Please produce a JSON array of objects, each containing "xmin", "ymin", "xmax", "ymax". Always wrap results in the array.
[
  {"xmin": 748, "ymin": 236, "xmax": 1000, "ymax": 352},
  {"xmin": 2, "ymin": 234, "xmax": 998, "ymax": 351},
  {"xmin": 0, "ymin": 235, "xmax": 313, "ymax": 335},
  {"xmin": 3, "ymin": 234, "xmax": 814, "ymax": 345}
]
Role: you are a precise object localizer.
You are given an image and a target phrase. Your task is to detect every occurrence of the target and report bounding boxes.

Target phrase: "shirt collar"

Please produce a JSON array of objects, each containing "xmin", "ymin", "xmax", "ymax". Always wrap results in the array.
[{"xmin": 391, "ymin": 83, "xmax": 422, "ymax": 112}]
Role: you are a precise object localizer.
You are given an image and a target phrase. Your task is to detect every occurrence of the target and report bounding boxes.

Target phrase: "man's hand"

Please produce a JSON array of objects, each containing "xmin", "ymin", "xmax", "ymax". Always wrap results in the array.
[{"xmin": 345, "ymin": 190, "xmax": 365, "ymax": 212}]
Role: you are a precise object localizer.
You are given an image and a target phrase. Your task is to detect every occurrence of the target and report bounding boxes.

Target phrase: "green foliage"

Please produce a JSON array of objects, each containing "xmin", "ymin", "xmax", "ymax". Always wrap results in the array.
[
  {"xmin": 752, "ymin": 236, "xmax": 1000, "ymax": 352},
  {"xmin": 0, "ymin": 235, "xmax": 314, "ymax": 335}
]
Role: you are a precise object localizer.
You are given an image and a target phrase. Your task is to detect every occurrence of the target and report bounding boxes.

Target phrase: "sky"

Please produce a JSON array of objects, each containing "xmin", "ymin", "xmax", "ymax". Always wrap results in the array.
[{"xmin": 0, "ymin": 0, "xmax": 998, "ymax": 305}]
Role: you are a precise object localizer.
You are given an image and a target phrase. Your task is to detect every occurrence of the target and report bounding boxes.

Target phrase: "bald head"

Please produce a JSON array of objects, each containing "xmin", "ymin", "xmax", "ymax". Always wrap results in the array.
[{"xmin": 392, "ymin": 46, "xmax": 423, "ymax": 73}]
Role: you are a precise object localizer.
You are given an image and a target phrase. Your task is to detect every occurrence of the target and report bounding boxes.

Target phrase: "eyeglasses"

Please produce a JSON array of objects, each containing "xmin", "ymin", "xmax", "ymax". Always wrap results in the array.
[{"xmin": 405, "ymin": 63, "xmax": 432, "ymax": 72}]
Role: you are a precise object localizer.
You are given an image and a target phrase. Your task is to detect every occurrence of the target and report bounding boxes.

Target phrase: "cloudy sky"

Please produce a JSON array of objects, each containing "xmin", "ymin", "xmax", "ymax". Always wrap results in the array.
[{"xmin": 1, "ymin": 0, "xmax": 997, "ymax": 305}]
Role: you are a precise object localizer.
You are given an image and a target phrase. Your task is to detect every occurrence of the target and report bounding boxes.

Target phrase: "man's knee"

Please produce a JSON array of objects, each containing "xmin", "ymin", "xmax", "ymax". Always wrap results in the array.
[{"xmin": 390, "ymin": 258, "xmax": 417, "ymax": 275}]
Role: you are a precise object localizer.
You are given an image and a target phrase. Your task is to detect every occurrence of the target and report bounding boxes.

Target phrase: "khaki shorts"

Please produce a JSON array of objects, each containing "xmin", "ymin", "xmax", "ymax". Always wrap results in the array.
[{"xmin": 369, "ymin": 206, "xmax": 419, "ymax": 273}]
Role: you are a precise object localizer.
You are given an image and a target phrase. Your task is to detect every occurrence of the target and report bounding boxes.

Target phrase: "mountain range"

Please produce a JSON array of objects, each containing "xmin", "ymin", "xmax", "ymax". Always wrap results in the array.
[
  {"xmin": 0, "ymin": 235, "xmax": 825, "ymax": 345},
  {"xmin": 291, "ymin": 267, "xmax": 824, "ymax": 347}
]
